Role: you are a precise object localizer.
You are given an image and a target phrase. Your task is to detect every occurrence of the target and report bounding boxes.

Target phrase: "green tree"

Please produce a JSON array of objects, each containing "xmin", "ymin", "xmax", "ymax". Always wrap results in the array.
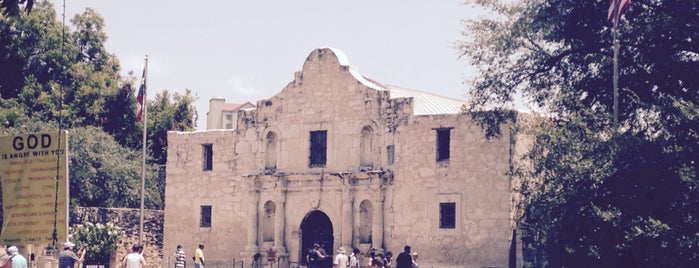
[
  {"xmin": 0, "ymin": 0, "xmax": 64, "ymax": 102},
  {"xmin": 0, "ymin": 2, "xmax": 128, "ymax": 132},
  {"xmin": 146, "ymin": 89, "xmax": 197, "ymax": 166},
  {"xmin": 102, "ymin": 83, "xmax": 142, "ymax": 149},
  {"xmin": 460, "ymin": 0, "xmax": 698, "ymax": 266},
  {"xmin": 0, "ymin": 0, "xmax": 33, "ymax": 16},
  {"xmin": 0, "ymin": 123, "xmax": 163, "ymax": 209},
  {"xmin": 0, "ymin": 2, "xmax": 196, "ymax": 209},
  {"xmin": 1, "ymin": 2, "xmax": 197, "ymax": 163},
  {"xmin": 69, "ymin": 126, "xmax": 161, "ymax": 209}
]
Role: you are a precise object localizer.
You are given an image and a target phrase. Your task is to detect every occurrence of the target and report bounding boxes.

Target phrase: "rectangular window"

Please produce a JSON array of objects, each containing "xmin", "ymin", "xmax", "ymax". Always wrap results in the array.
[
  {"xmin": 225, "ymin": 123, "xmax": 233, "ymax": 129},
  {"xmin": 439, "ymin": 202, "xmax": 456, "ymax": 229},
  {"xmin": 386, "ymin": 145, "xmax": 395, "ymax": 165},
  {"xmin": 436, "ymin": 128, "xmax": 451, "ymax": 162},
  {"xmin": 226, "ymin": 114, "xmax": 233, "ymax": 120},
  {"xmin": 200, "ymin": 205, "xmax": 212, "ymax": 227},
  {"xmin": 202, "ymin": 144, "xmax": 213, "ymax": 171},
  {"xmin": 309, "ymin": 130, "xmax": 327, "ymax": 167}
]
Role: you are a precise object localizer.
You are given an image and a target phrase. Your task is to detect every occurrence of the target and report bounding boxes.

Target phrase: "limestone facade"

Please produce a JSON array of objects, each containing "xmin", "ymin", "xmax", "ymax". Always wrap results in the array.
[{"xmin": 164, "ymin": 48, "xmax": 522, "ymax": 268}]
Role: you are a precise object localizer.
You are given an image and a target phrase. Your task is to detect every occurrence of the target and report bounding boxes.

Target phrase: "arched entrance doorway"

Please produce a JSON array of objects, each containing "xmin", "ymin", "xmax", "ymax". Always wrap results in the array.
[{"xmin": 300, "ymin": 210, "xmax": 333, "ymax": 266}]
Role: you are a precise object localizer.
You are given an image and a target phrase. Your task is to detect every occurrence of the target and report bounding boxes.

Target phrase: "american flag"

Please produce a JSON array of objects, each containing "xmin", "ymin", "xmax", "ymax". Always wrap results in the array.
[
  {"xmin": 608, "ymin": 0, "xmax": 631, "ymax": 27},
  {"xmin": 136, "ymin": 68, "xmax": 146, "ymax": 122}
]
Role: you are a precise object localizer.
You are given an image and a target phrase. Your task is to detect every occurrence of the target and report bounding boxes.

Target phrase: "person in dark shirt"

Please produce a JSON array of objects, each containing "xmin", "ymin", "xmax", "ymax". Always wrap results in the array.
[
  {"xmin": 306, "ymin": 243, "xmax": 326, "ymax": 268},
  {"xmin": 395, "ymin": 245, "xmax": 413, "ymax": 268},
  {"xmin": 58, "ymin": 241, "xmax": 85, "ymax": 268},
  {"xmin": 384, "ymin": 251, "xmax": 393, "ymax": 268},
  {"xmin": 370, "ymin": 259, "xmax": 384, "ymax": 268}
]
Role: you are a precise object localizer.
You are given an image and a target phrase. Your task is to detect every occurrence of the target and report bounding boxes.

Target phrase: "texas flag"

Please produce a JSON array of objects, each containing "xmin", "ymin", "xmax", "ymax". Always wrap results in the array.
[
  {"xmin": 608, "ymin": 0, "xmax": 631, "ymax": 27},
  {"xmin": 136, "ymin": 69, "xmax": 146, "ymax": 122}
]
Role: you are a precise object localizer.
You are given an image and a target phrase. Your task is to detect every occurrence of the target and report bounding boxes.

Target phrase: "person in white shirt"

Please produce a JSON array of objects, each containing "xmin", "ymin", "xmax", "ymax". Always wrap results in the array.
[
  {"xmin": 122, "ymin": 245, "xmax": 146, "ymax": 268},
  {"xmin": 333, "ymin": 247, "xmax": 348, "ymax": 268},
  {"xmin": 349, "ymin": 248, "xmax": 360, "ymax": 268},
  {"xmin": 6, "ymin": 246, "xmax": 26, "ymax": 268}
]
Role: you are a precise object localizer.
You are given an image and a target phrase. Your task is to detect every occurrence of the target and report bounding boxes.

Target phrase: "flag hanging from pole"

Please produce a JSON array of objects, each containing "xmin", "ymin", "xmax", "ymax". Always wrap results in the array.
[
  {"xmin": 136, "ymin": 68, "xmax": 146, "ymax": 122},
  {"xmin": 608, "ymin": 0, "xmax": 631, "ymax": 27}
]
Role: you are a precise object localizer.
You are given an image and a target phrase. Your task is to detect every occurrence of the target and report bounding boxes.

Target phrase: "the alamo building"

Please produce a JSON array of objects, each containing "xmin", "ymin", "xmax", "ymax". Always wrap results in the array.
[{"xmin": 163, "ymin": 48, "xmax": 526, "ymax": 268}]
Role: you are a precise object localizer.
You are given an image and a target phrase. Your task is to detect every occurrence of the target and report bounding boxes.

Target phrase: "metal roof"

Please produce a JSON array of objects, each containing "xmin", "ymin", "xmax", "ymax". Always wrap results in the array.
[
  {"xmin": 383, "ymin": 85, "xmax": 467, "ymax": 115},
  {"xmin": 357, "ymin": 75, "xmax": 466, "ymax": 115},
  {"xmin": 320, "ymin": 47, "xmax": 467, "ymax": 115}
]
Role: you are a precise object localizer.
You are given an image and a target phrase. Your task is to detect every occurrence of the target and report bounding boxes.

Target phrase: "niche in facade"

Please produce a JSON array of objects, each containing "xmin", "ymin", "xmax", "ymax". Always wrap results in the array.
[
  {"xmin": 359, "ymin": 200, "xmax": 373, "ymax": 243},
  {"xmin": 265, "ymin": 131, "xmax": 278, "ymax": 170},
  {"xmin": 360, "ymin": 126, "xmax": 374, "ymax": 168},
  {"xmin": 263, "ymin": 201, "xmax": 275, "ymax": 242}
]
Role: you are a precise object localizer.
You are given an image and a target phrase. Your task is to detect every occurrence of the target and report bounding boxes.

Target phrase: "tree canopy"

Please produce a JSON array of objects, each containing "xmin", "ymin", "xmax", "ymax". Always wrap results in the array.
[
  {"xmin": 0, "ymin": 0, "xmax": 33, "ymax": 16},
  {"xmin": 461, "ymin": 0, "xmax": 697, "ymax": 266},
  {"xmin": 0, "ymin": 1, "xmax": 196, "ymax": 208},
  {"xmin": 69, "ymin": 126, "xmax": 161, "ymax": 209}
]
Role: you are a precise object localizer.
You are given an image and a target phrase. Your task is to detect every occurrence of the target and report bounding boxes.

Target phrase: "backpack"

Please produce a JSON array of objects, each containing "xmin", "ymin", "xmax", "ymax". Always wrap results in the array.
[{"xmin": 307, "ymin": 249, "xmax": 317, "ymax": 264}]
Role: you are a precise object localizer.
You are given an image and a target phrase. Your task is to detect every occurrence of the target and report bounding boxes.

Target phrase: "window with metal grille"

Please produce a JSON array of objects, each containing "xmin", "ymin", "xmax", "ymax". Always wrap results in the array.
[
  {"xmin": 200, "ymin": 205, "xmax": 212, "ymax": 227},
  {"xmin": 439, "ymin": 202, "xmax": 456, "ymax": 229},
  {"xmin": 436, "ymin": 128, "xmax": 451, "ymax": 162},
  {"xmin": 202, "ymin": 144, "xmax": 213, "ymax": 171},
  {"xmin": 309, "ymin": 130, "xmax": 327, "ymax": 167}
]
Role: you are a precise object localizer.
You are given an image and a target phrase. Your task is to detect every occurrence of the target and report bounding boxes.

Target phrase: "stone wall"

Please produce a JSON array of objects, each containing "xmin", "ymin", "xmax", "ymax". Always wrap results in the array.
[
  {"xmin": 163, "ymin": 48, "xmax": 522, "ymax": 268},
  {"xmin": 71, "ymin": 207, "xmax": 164, "ymax": 268}
]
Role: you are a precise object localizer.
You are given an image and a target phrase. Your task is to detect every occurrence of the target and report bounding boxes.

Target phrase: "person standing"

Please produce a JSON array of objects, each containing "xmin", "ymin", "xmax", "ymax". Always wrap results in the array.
[
  {"xmin": 58, "ymin": 241, "xmax": 85, "ymax": 268},
  {"xmin": 318, "ymin": 244, "xmax": 329, "ymax": 268},
  {"xmin": 395, "ymin": 245, "xmax": 412, "ymax": 268},
  {"xmin": 123, "ymin": 245, "xmax": 147, "ymax": 268},
  {"xmin": 174, "ymin": 245, "xmax": 186, "ymax": 268},
  {"xmin": 0, "ymin": 248, "xmax": 13, "ymax": 268},
  {"xmin": 306, "ymin": 243, "xmax": 325, "ymax": 268},
  {"xmin": 194, "ymin": 244, "xmax": 205, "ymax": 268},
  {"xmin": 375, "ymin": 254, "xmax": 385, "ymax": 268},
  {"xmin": 6, "ymin": 246, "xmax": 27, "ymax": 268},
  {"xmin": 410, "ymin": 252, "xmax": 418, "ymax": 268},
  {"xmin": 383, "ymin": 251, "xmax": 393, "ymax": 268},
  {"xmin": 333, "ymin": 247, "xmax": 348, "ymax": 268},
  {"xmin": 349, "ymin": 248, "xmax": 360, "ymax": 268},
  {"xmin": 369, "ymin": 259, "xmax": 384, "ymax": 268},
  {"xmin": 366, "ymin": 249, "xmax": 376, "ymax": 268}
]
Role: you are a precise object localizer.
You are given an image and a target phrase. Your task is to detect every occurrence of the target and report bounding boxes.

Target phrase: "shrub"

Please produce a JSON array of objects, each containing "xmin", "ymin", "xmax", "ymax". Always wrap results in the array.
[{"xmin": 70, "ymin": 222, "xmax": 124, "ymax": 263}]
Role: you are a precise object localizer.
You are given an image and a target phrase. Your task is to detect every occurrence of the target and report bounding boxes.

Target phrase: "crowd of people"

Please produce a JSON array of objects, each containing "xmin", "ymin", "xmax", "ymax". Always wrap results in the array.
[
  {"xmin": 0, "ymin": 245, "xmax": 29, "ymax": 268},
  {"xmin": 56, "ymin": 240, "xmax": 148, "ymax": 268},
  {"xmin": 0, "ymin": 242, "xmax": 80, "ymax": 268},
  {"xmin": 306, "ymin": 243, "xmax": 418, "ymax": 268},
  {"xmin": 0, "ymin": 240, "xmax": 418, "ymax": 268},
  {"xmin": 172, "ymin": 243, "xmax": 204, "ymax": 268}
]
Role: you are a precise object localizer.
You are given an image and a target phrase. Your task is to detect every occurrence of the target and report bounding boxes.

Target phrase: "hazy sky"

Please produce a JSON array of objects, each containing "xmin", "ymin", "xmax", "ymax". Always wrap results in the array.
[{"xmin": 54, "ymin": 0, "xmax": 479, "ymax": 129}]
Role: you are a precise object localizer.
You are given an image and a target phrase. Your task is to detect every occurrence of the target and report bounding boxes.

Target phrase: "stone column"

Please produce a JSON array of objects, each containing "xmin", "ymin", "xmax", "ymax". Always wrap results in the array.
[
  {"xmin": 341, "ymin": 181, "xmax": 353, "ymax": 249},
  {"xmin": 245, "ymin": 187, "xmax": 260, "ymax": 252},
  {"xmin": 352, "ymin": 189, "xmax": 360, "ymax": 247},
  {"xmin": 271, "ymin": 189, "xmax": 288, "ymax": 268},
  {"xmin": 372, "ymin": 186, "xmax": 385, "ymax": 251},
  {"xmin": 273, "ymin": 189, "xmax": 287, "ymax": 253}
]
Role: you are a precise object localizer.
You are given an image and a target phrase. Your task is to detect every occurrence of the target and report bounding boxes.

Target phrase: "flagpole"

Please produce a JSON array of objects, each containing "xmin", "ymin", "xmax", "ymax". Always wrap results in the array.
[
  {"xmin": 140, "ymin": 54, "xmax": 148, "ymax": 245},
  {"xmin": 613, "ymin": 0, "xmax": 619, "ymax": 130}
]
